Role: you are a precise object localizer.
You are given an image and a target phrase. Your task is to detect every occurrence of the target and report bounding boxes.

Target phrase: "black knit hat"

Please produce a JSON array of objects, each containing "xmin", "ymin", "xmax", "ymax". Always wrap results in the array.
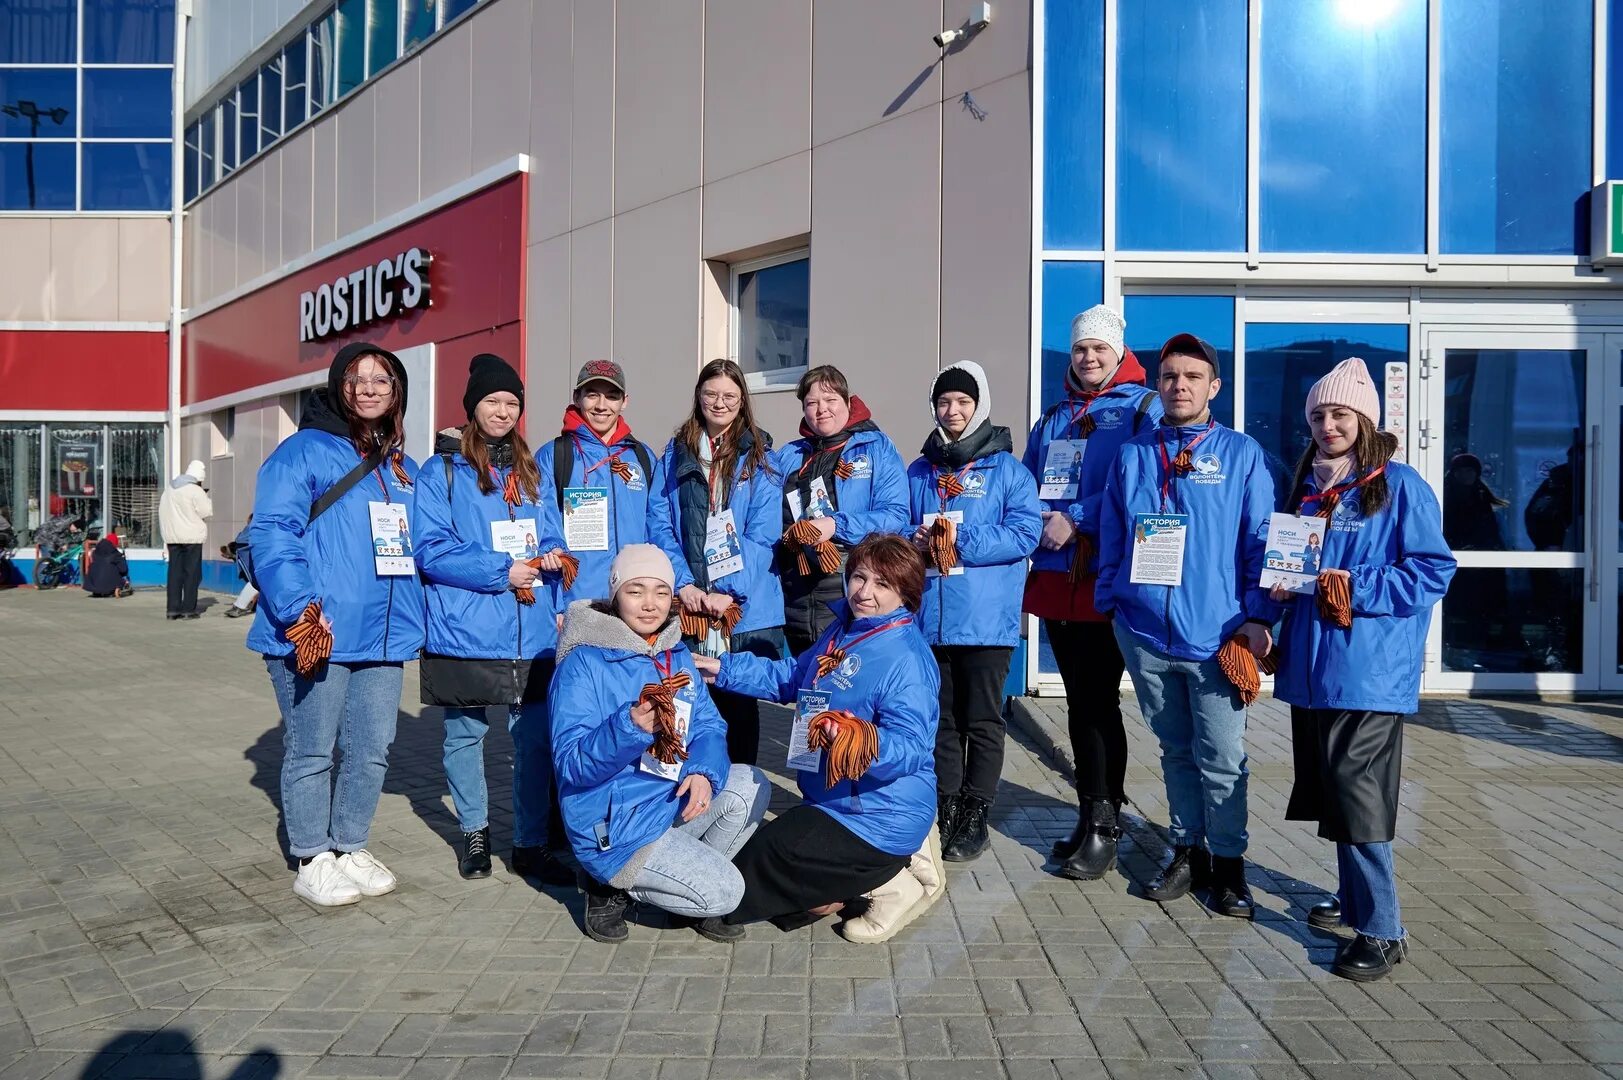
[
  {"xmin": 931, "ymin": 366, "xmax": 980, "ymax": 404},
  {"xmin": 463, "ymin": 353, "xmax": 525, "ymax": 419}
]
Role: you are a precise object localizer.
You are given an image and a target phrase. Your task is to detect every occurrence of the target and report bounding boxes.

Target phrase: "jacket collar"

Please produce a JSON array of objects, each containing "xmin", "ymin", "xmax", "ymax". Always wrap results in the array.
[
  {"xmin": 562, "ymin": 405, "xmax": 633, "ymax": 449},
  {"xmin": 555, "ymin": 599, "xmax": 683, "ymax": 663},
  {"xmin": 828, "ymin": 598, "xmax": 914, "ymax": 636}
]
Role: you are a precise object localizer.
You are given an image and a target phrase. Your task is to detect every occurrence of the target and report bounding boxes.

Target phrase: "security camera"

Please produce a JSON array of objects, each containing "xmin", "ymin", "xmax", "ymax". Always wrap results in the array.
[
  {"xmin": 932, "ymin": 27, "xmax": 966, "ymax": 48},
  {"xmin": 932, "ymin": 4, "xmax": 992, "ymax": 50}
]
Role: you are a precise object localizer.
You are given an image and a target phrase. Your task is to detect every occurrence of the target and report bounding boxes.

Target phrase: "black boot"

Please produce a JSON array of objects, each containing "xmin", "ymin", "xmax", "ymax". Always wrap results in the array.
[
  {"xmin": 942, "ymin": 795, "xmax": 990, "ymax": 862},
  {"xmin": 1057, "ymin": 798, "xmax": 1118, "ymax": 881},
  {"xmin": 673, "ymin": 914, "xmax": 747, "ymax": 943},
  {"xmin": 458, "ymin": 827, "xmax": 492, "ymax": 879},
  {"xmin": 938, "ymin": 792, "xmax": 963, "ymax": 847},
  {"xmin": 512, "ymin": 845, "xmax": 577, "ymax": 887},
  {"xmin": 1308, "ymin": 898, "xmax": 1343, "ymax": 930},
  {"xmin": 1208, "ymin": 855, "xmax": 1254, "ymax": 919},
  {"xmin": 1332, "ymin": 933, "xmax": 1406, "ymax": 982},
  {"xmin": 580, "ymin": 876, "xmax": 631, "ymax": 944},
  {"xmin": 1144, "ymin": 845, "xmax": 1211, "ymax": 902},
  {"xmin": 1051, "ymin": 800, "xmax": 1090, "ymax": 861}
]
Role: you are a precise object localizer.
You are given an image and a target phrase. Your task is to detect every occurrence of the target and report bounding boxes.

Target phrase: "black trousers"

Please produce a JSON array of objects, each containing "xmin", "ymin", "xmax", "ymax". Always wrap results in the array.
[
  {"xmin": 708, "ymin": 626, "xmax": 787, "ymax": 767},
  {"xmin": 166, "ymin": 543, "xmax": 201, "ymax": 615},
  {"xmin": 725, "ymin": 804, "xmax": 908, "ymax": 928},
  {"xmin": 933, "ymin": 645, "xmax": 1013, "ymax": 803},
  {"xmin": 1043, "ymin": 619, "xmax": 1128, "ymax": 802}
]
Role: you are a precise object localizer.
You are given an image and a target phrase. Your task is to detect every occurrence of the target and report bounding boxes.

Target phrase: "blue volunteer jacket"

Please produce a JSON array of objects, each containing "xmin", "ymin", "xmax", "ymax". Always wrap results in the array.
[
  {"xmin": 413, "ymin": 437, "xmax": 563, "ymax": 660},
  {"xmin": 716, "ymin": 602, "xmax": 938, "ymax": 856},
  {"xmin": 538, "ymin": 411, "xmax": 664, "ymax": 606},
  {"xmin": 649, "ymin": 434, "xmax": 785, "ymax": 635},
  {"xmin": 1096, "ymin": 421, "xmax": 1278, "ymax": 661},
  {"xmin": 246, "ymin": 423, "xmax": 426, "ymax": 663},
  {"xmin": 549, "ymin": 602, "xmax": 731, "ymax": 885},
  {"xmin": 907, "ymin": 448, "xmax": 1042, "ymax": 647},
  {"xmin": 773, "ymin": 427, "xmax": 910, "ymax": 544},
  {"xmin": 1273, "ymin": 463, "xmax": 1455, "ymax": 714}
]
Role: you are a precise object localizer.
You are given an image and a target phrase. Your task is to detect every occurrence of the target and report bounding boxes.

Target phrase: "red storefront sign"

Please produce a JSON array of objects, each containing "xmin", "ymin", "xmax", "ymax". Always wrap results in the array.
[{"xmin": 0, "ymin": 329, "xmax": 168, "ymax": 412}]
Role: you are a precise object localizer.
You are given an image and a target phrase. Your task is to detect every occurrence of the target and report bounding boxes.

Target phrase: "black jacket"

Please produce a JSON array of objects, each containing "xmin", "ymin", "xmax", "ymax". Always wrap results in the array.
[{"xmin": 86, "ymin": 538, "xmax": 128, "ymax": 596}]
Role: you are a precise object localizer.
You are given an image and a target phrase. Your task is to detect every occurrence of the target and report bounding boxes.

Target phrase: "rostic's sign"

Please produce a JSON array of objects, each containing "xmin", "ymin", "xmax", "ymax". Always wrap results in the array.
[{"xmin": 299, "ymin": 247, "xmax": 432, "ymax": 343}]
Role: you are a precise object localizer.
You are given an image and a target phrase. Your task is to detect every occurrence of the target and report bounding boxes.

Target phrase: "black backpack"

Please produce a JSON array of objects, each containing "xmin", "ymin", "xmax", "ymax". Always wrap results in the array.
[{"xmin": 550, "ymin": 434, "xmax": 653, "ymax": 510}]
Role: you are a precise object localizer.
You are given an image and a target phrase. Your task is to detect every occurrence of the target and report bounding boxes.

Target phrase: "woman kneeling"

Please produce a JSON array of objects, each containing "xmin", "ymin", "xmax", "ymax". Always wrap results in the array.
[
  {"xmin": 698, "ymin": 535, "xmax": 943, "ymax": 942},
  {"xmin": 551, "ymin": 544, "xmax": 769, "ymax": 944}
]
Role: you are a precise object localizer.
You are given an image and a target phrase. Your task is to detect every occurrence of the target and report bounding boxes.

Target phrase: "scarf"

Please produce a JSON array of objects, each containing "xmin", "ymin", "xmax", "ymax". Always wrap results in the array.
[
  {"xmin": 790, "ymin": 396, "xmax": 879, "ymax": 521},
  {"xmin": 1312, "ymin": 453, "xmax": 1355, "ymax": 493},
  {"xmin": 920, "ymin": 421, "xmax": 1013, "ymax": 470}
]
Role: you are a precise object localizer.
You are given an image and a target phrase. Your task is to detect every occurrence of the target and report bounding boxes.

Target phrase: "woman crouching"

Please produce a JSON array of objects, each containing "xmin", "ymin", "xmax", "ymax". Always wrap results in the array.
[
  {"xmin": 550, "ymin": 544, "xmax": 770, "ymax": 944},
  {"xmin": 696, "ymin": 535, "xmax": 943, "ymax": 943}
]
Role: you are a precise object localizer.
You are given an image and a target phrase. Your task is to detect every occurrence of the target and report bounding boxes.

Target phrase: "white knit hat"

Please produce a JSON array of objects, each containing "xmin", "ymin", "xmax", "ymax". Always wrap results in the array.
[
  {"xmin": 1305, "ymin": 358, "xmax": 1380, "ymax": 427},
  {"xmin": 185, "ymin": 459, "xmax": 206, "ymax": 483},
  {"xmin": 608, "ymin": 543, "xmax": 675, "ymax": 596},
  {"xmin": 1070, "ymin": 304, "xmax": 1125, "ymax": 360}
]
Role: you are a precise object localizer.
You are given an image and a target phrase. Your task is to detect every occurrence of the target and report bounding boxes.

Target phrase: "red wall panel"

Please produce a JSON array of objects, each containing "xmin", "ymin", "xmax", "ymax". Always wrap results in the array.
[
  {"xmin": 0, "ymin": 330, "xmax": 168, "ymax": 411},
  {"xmin": 433, "ymin": 324, "xmax": 526, "ymax": 434}
]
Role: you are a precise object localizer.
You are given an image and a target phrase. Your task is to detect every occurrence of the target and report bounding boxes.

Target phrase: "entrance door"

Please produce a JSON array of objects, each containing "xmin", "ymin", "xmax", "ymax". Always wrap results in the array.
[{"xmin": 1421, "ymin": 329, "xmax": 1603, "ymax": 692}]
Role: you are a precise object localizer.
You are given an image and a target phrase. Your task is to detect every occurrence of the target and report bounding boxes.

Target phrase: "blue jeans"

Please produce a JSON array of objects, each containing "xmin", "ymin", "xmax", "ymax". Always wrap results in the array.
[
  {"xmin": 443, "ymin": 699, "xmax": 554, "ymax": 844},
  {"xmin": 1338, "ymin": 841, "xmax": 1404, "ymax": 941},
  {"xmin": 625, "ymin": 765, "xmax": 770, "ymax": 918},
  {"xmin": 1114, "ymin": 622, "xmax": 1249, "ymax": 858},
  {"xmin": 266, "ymin": 657, "xmax": 403, "ymax": 859}
]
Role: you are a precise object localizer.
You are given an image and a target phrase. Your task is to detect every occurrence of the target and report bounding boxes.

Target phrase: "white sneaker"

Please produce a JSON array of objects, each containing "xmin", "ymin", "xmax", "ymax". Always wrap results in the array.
[
  {"xmin": 292, "ymin": 852, "xmax": 362, "ymax": 907},
  {"xmin": 335, "ymin": 849, "xmax": 397, "ymax": 896}
]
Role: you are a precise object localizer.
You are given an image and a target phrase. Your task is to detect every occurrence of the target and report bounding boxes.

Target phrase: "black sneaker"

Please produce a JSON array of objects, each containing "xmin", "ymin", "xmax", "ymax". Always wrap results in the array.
[
  {"xmin": 942, "ymin": 795, "xmax": 991, "ymax": 862},
  {"xmin": 581, "ymin": 879, "xmax": 631, "ymax": 944},
  {"xmin": 674, "ymin": 915, "xmax": 746, "ymax": 943},
  {"xmin": 1144, "ymin": 845, "xmax": 1211, "ymax": 902},
  {"xmin": 459, "ymin": 827, "xmax": 492, "ymax": 879},
  {"xmin": 511, "ymin": 845, "xmax": 576, "ymax": 886}
]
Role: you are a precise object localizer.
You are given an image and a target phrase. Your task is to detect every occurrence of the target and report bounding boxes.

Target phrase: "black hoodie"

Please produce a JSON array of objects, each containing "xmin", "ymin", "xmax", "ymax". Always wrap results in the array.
[{"xmin": 304, "ymin": 342, "xmax": 409, "ymax": 436}]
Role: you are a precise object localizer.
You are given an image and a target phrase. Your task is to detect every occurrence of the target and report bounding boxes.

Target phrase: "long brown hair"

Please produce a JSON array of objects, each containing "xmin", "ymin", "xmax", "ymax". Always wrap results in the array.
[
  {"xmin": 339, "ymin": 354, "xmax": 406, "ymax": 455},
  {"xmin": 1290, "ymin": 413, "xmax": 1399, "ymax": 517},
  {"xmin": 675, "ymin": 359, "xmax": 774, "ymax": 500},
  {"xmin": 460, "ymin": 423, "xmax": 542, "ymax": 503}
]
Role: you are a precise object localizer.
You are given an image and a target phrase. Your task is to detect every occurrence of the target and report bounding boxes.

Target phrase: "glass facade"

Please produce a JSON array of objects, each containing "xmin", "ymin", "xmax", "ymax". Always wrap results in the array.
[
  {"xmin": 1122, "ymin": 295, "xmax": 1236, "ymax": 429},
  {"xmin": 1041, "ymin": 0, "xmax": 1104, "ymax": 250},
  {"xmin": 0, "ymin": 0, "xmax": 174, "ymax": 211},
  {"xmin": 0, "ymin": 423, "xmax": 164, "ymax": 550},
  {"xmin": 1038, "ymin": 262, "xmax": 1104, "ymax": 410},
  {"xmin": 732, "ymin": 254, "xmax": 810, "ymax": 390}
]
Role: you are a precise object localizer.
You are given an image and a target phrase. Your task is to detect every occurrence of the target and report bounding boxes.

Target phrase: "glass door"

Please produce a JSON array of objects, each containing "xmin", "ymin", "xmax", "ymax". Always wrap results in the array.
[
  {"xmin": 1420, "ymin": 330, "xmax": 1603, "ymax": 693},
  {"xmin": 1598, "ymin": 338, "xmax": 1623, "ymax": 692}
]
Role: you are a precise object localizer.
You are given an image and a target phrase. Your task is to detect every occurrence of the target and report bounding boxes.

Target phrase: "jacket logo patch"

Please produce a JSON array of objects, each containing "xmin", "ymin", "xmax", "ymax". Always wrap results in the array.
[
  {"xmin": 622, "ymin": 468, "xmax": 645, "ymax": 492},
  {"xmin": 845, "ymin": 455, "xmax": 871, "ymax": 478},
  {"xmin": 962, "ymin": 472, "xmax": 988, "ymax": 496},
  {"xmin": 1190, "ymin": 453, "xmax": 1225, "ymax": 484},
  {"xmin": 830, "ymin": 653, "xmax": 862, "ymax": 688},
  {"xmin": 1092, "ymin": 409, "xmax": 1124, "ymax": 430}
]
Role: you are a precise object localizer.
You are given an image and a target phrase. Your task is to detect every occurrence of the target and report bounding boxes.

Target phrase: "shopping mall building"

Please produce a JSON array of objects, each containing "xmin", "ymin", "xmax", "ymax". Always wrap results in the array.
[{"xmin": 3, "ymin": 0, "xmax": 1622, "ymax": 695}]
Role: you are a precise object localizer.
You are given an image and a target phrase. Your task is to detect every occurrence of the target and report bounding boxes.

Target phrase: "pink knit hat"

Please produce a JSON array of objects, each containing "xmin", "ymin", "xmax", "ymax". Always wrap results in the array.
[
  {"xmin": 608, "ymin": 543, "xmax": 675, "ymax": 597},
  {"xmin": 1305, "ymin": 357, "xmax": 1380, "ymax": 426}
]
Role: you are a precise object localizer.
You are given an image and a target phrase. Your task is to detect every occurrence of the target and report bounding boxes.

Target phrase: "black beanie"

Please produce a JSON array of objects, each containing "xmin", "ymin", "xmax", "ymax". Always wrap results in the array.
[
  {"xmin": 463, "ymin": 353, "xmax": 525, "ymax": 419},
  {"xmin": 931, "ymin": 366, "xmax": 980, "ymax": 405}
]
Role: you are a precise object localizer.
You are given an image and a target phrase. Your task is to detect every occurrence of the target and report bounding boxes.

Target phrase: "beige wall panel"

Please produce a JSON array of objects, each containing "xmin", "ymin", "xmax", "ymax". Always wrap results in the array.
[
  {"xmin": 48, "ymin": 220, "xmax": 120, "ymax": 322},
  {"xmin": 279, "ymin": 130, "xmax": 315, "ymax": 267},
  {"xmin": 809, "ymin": 105, "xmax": 942, "ymax": 450},
  {"xmin": 528, "ymin": 0, "xmax": 573, "ymax": 243},
  {"xmin": 613, "ymin": 0, "xmax": 702, "ymax": 215},
  {"xmin": 419, "ymin": 17, "xmax": 474, "ymax": 201},
  {"xmin": 0, "ymin": 219, "xmax": 53, "ymax": 320},
  {"xmin": 206, "ymin": 452, "xmax": 237, "ymax": 546},
  {"xmin": 310, "ymin": 119, "xmax": 338, "ymax": 249},
  {"xmin": 942, "ymin": 0, "xmax": 1031, "ymax": 97},
  {"xmin": 181, "ymin": 207, "xmax": 199, "ymax": 310},
  {"xmin": 118, "ymin": 219, "xmax": 171, "ymax": 322},
  {"xmin": 703, "ymin": 0, "xmax": 811, "ymax": 183},
  {"xmin": 236, "ymin": 160, "xmax": 266, "ymax": 285},
  {"xmin": 263, "ymin": 146, "xmax": 282, "ymax": 270},
  {"xmin": 372, "ymin": 61, "xmax": 423, "ymax": 219},
  {"xmin": 470, "ymin": 0, "xmax": 532, "ymax": 173},
  {"xmin": 752, "ymin": 387, "xmax": 808, "ymax": 448},
  {"xmin": 701, "ymin": 151, "xmax": 810, "ymax": 261},
  {"xmin": 526, "ymin": 235, "xmax": 572, "ymax": 400},
  {"xmin": 212, "ymin": 182, "xmax": 238, "ymax": 302},
  {"xmin": 811, "ymin": 0, "xmax": 942, "ymax": 148},
  {"xmin": 570, "ymin": 0, "xmax": 615, "ymax": 228},
  {"xmin": 179, "ymin": 417, "xmax": 210, "ymax": 483},
  {"xmin": 612, "ymin": 190, "xmax": 702, "ymax": 436},
  {"xmin": 939, "ymin": 72, "xmax": 1031, "ymax": 450},
  {"xmin": 334, "ymin": 94, "xmax": 377, "ymax": 239},
  {"xmin": 190, "ymin": 198, "xmax": 211, "ymax": 311},
  {"xmin": 569, "ymin": 218, "xmax": 613, "ymax": 367}
]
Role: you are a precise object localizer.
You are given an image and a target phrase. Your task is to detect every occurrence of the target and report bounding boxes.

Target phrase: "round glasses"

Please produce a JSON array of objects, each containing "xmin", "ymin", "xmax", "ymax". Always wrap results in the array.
[{"xmin": 701, "ymin": 391, "xmax": 741, "ymax": 407}]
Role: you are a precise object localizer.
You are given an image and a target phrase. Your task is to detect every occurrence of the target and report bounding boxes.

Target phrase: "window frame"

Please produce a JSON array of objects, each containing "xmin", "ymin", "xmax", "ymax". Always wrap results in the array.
[{"xmin": 728, "ymin": 248, "xmax": 811, "ymax": 395}]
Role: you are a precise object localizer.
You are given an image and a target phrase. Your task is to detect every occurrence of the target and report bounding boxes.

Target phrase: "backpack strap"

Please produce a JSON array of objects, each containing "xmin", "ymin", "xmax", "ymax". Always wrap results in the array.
[
  {"xmin": 552, "ymin": 435, "xmax": 572, "ymax": 509},
  {"xmin": 629, "ymin": 441, "xmax": 654, "ymax": 506},
  {"xmin": 1133, "ymin": 390, "xmax": 1154, "ymax": 433},
  {"xmin": 310, "ymin": 447, "xmax": 386, "ymax": 525},
  {"xmin": 441, "ymin": 452, "xmax": 455, "ymax": 495}
]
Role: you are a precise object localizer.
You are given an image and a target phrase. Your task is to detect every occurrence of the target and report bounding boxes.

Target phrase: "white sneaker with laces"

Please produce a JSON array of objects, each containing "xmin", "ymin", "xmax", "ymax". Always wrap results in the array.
[
  {"xmin": 292, "ymin": 851, "xmax": 362, "ymax": 907},
  {"xmin": 335, "ymin": 849, "xmax": 397, "ymax": 896}
]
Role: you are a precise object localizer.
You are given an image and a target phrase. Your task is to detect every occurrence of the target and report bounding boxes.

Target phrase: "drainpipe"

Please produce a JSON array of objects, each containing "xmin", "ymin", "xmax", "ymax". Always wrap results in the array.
[{"xmin": 167, "ymin": 0, "xmax": 190, "ymax": 475}]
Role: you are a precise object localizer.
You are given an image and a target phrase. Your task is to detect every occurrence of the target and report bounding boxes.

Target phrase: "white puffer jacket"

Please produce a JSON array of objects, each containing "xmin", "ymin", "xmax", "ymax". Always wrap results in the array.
[{"xmin": 158, "ymin": 476, "xmax": 213, "ymax": 545}]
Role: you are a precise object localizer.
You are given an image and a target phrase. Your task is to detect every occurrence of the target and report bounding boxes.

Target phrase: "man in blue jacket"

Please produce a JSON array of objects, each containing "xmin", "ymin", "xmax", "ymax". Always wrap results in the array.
[{"xmin": 1096, "ymin": 333, "xmax": 1277, "ymax": 919}]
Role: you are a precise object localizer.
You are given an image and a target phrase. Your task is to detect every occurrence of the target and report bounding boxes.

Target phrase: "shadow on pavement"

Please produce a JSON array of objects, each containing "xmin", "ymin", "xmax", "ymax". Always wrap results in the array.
[
  {"xmin": 1411, "ymin": 699, "xmax": 1623, "ymax": 761},
  {"xmin": 79, "ymin": 1031, "xmax": 280, "ymax": 1079}
]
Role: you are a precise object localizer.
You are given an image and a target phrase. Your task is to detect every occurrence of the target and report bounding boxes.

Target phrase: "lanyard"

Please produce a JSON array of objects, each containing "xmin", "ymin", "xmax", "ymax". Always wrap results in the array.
[
  {"xmin": 812, "ymin": 617, "xmax": 912, "ymax": 688},
  {"xmin": 368, "ymin": 454, "xmax": 392, "ymax": 504},
  {"xmin": 936, "ymin": 464, "xmax": 974, "ymax": 512},
  {"xmin": 651, "ymin": 649, "xmax": 676, "ymax": 682},
  {"xmin": 574, "ymin": 434, "xmax": 627, "ymax": 481},
  {"xmin": 798, "ymin": 438, "xmax": 850, "ymax": 480},
  {"xmin": 1299, "ymin": 465, "xmax": 1385, "ymax": 517},
  {"xmin": 707, "ymin": 436, "xmax": 728, "ymax": 513},
  {"xmin": 1062, "ymin": 397, "xmax": 1095, "ymax": 437},
  {"xmin": 1156, "ymin": 420, "xmax": 1216, "ymax": 512},
  {"xmin": 490, "ymin": 466, "xmax": 516, "ymax": 521}
]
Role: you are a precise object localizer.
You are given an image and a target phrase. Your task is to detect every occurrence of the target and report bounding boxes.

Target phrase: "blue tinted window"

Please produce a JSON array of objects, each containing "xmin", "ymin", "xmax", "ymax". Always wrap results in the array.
[
  {"xmin": 444, "ymin": 0, "xmax": 480, "ymax": 22},
  {"xmin": 336, "ymin": 0, "xmax": 366, "ymax": 97},
  {"xmin": 405, "ymin": 0, "xmax": 437, "ymax": 47},
  {"xmin": 0, "ymin": 5, "xmax": 75, "ymax": 63},
  {"xmin": 260, "ymin": 58, "xmax": 282, "ymax": 142},
  {"xmin": 1042, "ymin": 0, "xmax": 1104, "ymax": 250},
  {"xmin": 1244, "ymin": 323, "xmax": 1408, "ymax": 489},
  {"xmin": 284, "ymin": 38, "xmax": 309, "ymax": 128},
  {"xmin": 1611, "ymin": 0, "xmax": 1623, "ymax": 181},
  {"xmin": 81, "ymin": 141, "xmax": 171, "ymax": 210},
  {"xmin": 220, "ymin": 97, "xmax": 236, "ymax": 173},
  {"xmin": 237, "ymin": 75, "xmax": 259, "ymax": 161},
  {"xmin": 1117, "ymin": 1, "xmax": 1246, "ymax": 252},
  {"xmin": 183, "ymin": 122, "xmax": 198, "ymax": 202},
  {"xmin": 1442, "ymin": 0, "xmax": 1593, "ymax": 255},
  {"xmin": 1123, "ymin": 294, "xmax": 1235, "ymax": 429},
  {"xmin": 311, "ymin": 11, "xmax": 334, "ymax": 114},
  {"xmin": 1039, "ymin": 261, "xmax": 1104, "ymax": 410},
  {"xmin": 0, "ymin": 69, "xmax": 76, "ymax": 137},
  {"xmin": 0, "ymin": 142, "xmax": 75, "ymax": 209},
  {"xmin": 368, "ymin": 0, "xmax": 399, "ymax": 76},
  {"xmin": 198, "ymin": 109, "xmax": 214, "ymax": 187},
  {"xmin": 83, "ymin": 68, "xmax": 172, "ymax": 138},
  {"xmin": 1260, "ymin": 0, "xmax": 1426, "ymax": 253},
  {"xmin": 84, "ymin": 0, "xmax": 175, "ymax": 63}
]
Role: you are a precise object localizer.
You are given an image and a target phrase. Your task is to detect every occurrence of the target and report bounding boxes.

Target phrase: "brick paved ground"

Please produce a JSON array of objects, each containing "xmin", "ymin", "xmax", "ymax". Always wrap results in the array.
[{"xmin": 1, "ymin": 587, "xmax": 1621, "ymax": 1079}]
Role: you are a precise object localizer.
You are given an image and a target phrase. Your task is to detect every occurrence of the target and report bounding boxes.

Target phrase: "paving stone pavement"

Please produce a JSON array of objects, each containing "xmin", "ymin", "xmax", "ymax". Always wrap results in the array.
[{"xmin": 1, "ymin": 587, "xmax": 1622, "ymax": 1079}]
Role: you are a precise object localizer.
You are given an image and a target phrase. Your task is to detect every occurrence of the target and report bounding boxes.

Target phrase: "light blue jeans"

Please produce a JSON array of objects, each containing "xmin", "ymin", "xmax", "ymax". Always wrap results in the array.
[
  {"xmin": 1339, "ymin": 841, "xmax": 1404, "ymax": 941},
  {"xmin": 443, "ymin": 699, "xmax": 554, "ymax": 845},
  {"xmin": 625, "ymin": 764, "xmax": 771, "ymax": 918},
  {"xmin": 1114, "ymin": 622, "xmax": 1250, "ymax": 858},
  {"xmin": 266, "ymin": 657, "xmax": 403, "ymax": 859}
]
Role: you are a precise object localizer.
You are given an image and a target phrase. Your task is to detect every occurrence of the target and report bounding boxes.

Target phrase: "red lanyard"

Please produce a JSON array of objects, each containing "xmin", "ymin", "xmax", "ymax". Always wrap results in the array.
[
  {"xmin": 651, "ymin": 649, "xmax": 676, "ymax": 682},
  {"xmin": 1156, "ymin": 421, "xmax": 1216, "ymax": 511},
  {"xmin": 368, "ymin": 455, "xmax": 392, "ymax": 504},
  {"xmin": 936, "ymin": 464, "xmax": 974, "ymax": 512},
  {"xmin": 813, "ymin": 617, "xmax": 912, "ymax": 688},
  {"xmin": 574, "ymin": 435, "xmax": 627, "ymax": 482},
  {"xmin": 798, "ymin": 439, "xmax": 850, "ymax": 480},
  {"xmin": 707, "ymin": 437, "xmax": 728, "ymax": 513},
  {"xmin": 1300, "ymin": 466, "xmax": 1385, "ymax": 517},
  {"xmin": 1062, "ymin": 397, "xmax": 1095, "ymax": 436}
]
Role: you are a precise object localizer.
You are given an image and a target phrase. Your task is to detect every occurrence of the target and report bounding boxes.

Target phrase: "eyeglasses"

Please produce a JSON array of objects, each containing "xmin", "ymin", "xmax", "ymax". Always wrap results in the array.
[
  {"xmin": 700, "ymin": 391, "xmax": 741, "ymax": 407},
  {"xmin": 345, "ymin": 375, "xmax": 397, "ymax": 391}
]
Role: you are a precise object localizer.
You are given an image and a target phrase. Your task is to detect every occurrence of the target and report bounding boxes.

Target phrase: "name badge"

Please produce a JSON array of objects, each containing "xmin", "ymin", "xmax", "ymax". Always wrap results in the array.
[
  {"xmin": 786, "ymin": 477, "xmax": 833, "ymax": 522},
  {"xmin": 638, "ymin": 696, "xmax": 692, "ymax": 781},
  {"xmin": 1261, "ymin": 512, "xmax": 1327, "ymax": 595},
  {"xmin": 921, "ymin": 510, "xmax": 965, "ymax": 577},
  {"xmin": 1039, "ymin": 440, "xmax": 1085, "ymax": 501},
  {"xmin": 490, "ymin": 517, "xmax": 541, "ymax": 560},
  {"xmin": 1129, "ymin": 513, "xmax": 1188, "ymax": 587},
  {"xmin": 788, "ymin": 688, "xmax": 830, "ymax": 773},
  {"xmin": 704, "ymin": 508, "xmax": 744, "ymax": 581},
  {"xmin": 562, "ymin": 487, "xmax": 610, "ymax": 552},
  {"xmin": 368, "ymin": 501, "xmax": 416, "ymax": 576}
]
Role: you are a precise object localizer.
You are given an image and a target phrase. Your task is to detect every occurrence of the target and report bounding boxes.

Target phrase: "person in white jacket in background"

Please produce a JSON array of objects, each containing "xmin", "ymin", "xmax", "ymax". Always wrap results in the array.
[{"xmin": 158, "ymin": 459, "xmax": 213, "ymax": 620}]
